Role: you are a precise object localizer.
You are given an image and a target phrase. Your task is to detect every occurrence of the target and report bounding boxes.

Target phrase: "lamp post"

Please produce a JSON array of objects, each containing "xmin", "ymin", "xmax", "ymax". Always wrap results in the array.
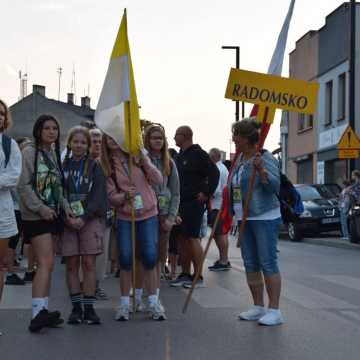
[{"xmin": 222, "ymin": 45, "xmax": 245, "ymax": 121}]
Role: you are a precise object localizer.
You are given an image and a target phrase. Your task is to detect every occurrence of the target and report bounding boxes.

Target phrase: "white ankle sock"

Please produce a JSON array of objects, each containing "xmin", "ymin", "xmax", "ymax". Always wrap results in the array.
[
  {"xmin": 32, "ymin": 298, "xmax": 45, "ymax": 318},
  {"xmin": 44, "ymin": 297, "xmax": 49, "ymax": 309},
  {"xmin": 135, "ymin": 288, "xmax": 143, "ymax": 302},
  {"xmin": 148, "ymin": 295, "xmax": 158, "ymax": 307},
  {"xmin": 156, "ymin": 288, "xmax": 160, "ymax": 297},
  {"xmin": 120, "ymin": 296, "xmax": 130, "ymax": 307}
]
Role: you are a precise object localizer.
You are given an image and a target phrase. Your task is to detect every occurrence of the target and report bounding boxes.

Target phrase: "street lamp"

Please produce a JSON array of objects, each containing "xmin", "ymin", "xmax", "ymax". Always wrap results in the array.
[{"xmin": 221, "ymin": 45, "xmax": 245, "ymax": 121}]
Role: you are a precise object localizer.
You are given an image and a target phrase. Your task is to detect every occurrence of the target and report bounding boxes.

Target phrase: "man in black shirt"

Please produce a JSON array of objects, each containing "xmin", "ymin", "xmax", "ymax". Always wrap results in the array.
[{"xmin": 170, "ymin": 126, "xmax": 219, "ymax": 288}]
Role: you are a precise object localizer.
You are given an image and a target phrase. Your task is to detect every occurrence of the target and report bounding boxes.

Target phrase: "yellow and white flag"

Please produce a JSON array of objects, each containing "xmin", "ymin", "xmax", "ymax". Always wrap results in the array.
[{"xmin": 95, "ymin": 9, "xmax": 141, "ymax": 155}]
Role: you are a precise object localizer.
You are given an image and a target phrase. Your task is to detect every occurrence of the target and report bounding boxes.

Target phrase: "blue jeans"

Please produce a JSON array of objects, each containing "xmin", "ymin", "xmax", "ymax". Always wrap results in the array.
[
  {"xmin": 340, "ymin": 209, "xmax": 349, "ymax": 238},
  {"xmin": 239, "ymin": 218, "xmax": 281, "ymax": 276},
  {"xmin": 116, "ymin": 216, "xmax": 159, "ymax": 271}
]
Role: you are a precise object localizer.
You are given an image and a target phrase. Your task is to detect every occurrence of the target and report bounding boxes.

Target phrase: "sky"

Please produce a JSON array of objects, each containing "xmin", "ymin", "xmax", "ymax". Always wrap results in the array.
[{"xmin": 0, "ymin": 0, "xmax": 345, "ymax": 155}]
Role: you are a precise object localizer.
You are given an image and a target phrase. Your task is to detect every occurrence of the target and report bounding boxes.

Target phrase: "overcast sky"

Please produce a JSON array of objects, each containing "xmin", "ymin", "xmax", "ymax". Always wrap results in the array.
[{"xmin": 1, "ymin": 0, "xmax": 345, "ymax": 154}]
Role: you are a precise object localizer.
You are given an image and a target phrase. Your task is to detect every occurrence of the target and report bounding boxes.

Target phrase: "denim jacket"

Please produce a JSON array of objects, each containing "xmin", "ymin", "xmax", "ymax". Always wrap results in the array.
[{"xmin": 229, "ymin": 150, "xmax": 280, "ymax": 217}]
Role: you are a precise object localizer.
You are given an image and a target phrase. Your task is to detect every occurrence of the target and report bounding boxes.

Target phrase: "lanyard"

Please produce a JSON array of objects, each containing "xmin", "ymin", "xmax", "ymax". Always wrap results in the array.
[{"xmin": 71, "ymin": 159, "xmax": 84, "ymax": 193}]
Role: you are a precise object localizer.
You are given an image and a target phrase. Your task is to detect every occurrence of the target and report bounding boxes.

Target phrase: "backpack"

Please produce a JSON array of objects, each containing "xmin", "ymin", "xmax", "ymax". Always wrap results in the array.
[
  {"xmin": 278, "ymin": 173, "xmax": 304, "ymax": 223},
  {"xmin": 1, "ymin": 133, "xmax": 11, "ymax": 168}
]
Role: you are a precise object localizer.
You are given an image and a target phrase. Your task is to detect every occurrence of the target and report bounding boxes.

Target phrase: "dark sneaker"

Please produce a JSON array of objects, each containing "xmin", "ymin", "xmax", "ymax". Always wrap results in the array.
[
  {"xmin": 183, "ymin": 275, "xmax": 205, "ymax": 289},
  {"xmin": 5, "ymin": 274, "xmax": 25, "ymax": 285},
  {"xmin": 83, "ymin": 307, "xmax": 101, "ymax": 325},
  {"xmin": 23, "ymin": 271, "xmax": 36, "ymax": 282},
  {"xmin": 68, "ymin": 307, "xmax": 83, "ymax": 325},
  {"xmin": 29, "ymin": 309, "xmax": 58, "ymax": 333},
  {"xmin": 169, "ymin": 273, "xmax": 192, "ymax": 287},
  {"xmin": 208, "ymin": 261, "xmax": 231, "ymax": 272}
]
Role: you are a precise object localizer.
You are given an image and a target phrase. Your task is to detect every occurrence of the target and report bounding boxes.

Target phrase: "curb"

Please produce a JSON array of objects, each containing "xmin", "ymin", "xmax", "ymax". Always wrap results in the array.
[{"xmin": 280, "ymin": 237, "xmax": 360, "ymax": 251}]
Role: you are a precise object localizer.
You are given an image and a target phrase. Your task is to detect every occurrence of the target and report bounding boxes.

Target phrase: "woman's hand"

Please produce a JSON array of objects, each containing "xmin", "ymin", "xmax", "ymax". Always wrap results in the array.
[
  {"xmin": 175, "ymin": 216, "xmax": 182, "ymax": 225},
  {"xmin": 161, "ymin": 218, "xmax": 174, "ymax": 232},
  {"xmin": 74, "ymin": 218, "xmax": 85, "ymax": 230},
  {"xmin": 253, "ymin": 152, "xmax": 268, "ymax": 183},
  {"xmin": 125, "ymin": 186, "xmax": 136, "ymax": 201},
  {"xmin": 39, "ymin": 206, "xmax": 57, "ymax": 221}
]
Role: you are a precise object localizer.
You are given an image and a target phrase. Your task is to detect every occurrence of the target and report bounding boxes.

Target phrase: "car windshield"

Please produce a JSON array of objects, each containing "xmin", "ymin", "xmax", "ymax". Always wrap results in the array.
[
  {"xmin": 313, "ymin": 185, "xmax": 338, "ymax": 199},
  {"xmin": 296, "ymin": 186, "xmax": 323, "ymax": 201}
]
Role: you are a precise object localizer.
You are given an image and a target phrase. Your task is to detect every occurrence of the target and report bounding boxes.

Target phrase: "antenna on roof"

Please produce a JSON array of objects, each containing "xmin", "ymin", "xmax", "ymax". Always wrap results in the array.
[
  {"xmin": 71, "ymin": 63, "xmax": 76, "ymax": 104},
  {"xmin": 57, "ymin": 66, "xmax": 63, "ymax": 101}
]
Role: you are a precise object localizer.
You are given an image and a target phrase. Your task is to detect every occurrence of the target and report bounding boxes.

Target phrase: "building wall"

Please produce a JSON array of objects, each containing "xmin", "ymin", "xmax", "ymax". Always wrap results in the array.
[{"xmin": 287, "ymin": 31, "xmax": 318, "ymax": 183}]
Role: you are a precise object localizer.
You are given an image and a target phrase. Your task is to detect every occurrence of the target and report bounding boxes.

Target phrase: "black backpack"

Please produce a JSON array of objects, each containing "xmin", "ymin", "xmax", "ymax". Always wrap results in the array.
[
  {"xmin": 1, "ymin": 133, "xmax": 11, "ymax": 168},
  {"xmin": 278, "ymin": 173, "xmax": 304, "ymax": 223}
]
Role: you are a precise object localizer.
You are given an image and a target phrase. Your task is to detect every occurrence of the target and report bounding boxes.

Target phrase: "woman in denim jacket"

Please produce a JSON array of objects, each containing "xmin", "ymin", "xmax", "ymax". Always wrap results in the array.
[{"xmin": 229, "ymin": 118, "xmax": 283, "ymax": 326}]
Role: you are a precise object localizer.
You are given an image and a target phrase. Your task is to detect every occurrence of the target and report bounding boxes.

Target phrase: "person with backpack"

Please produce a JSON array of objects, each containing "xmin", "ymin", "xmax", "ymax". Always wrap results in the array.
[
  {"xmin": 61, "ymin": 126, "xmax": 107, "ymax": 325},
  {"xmin": 229, "ymin": 118, "xmax": 283, "ymax": 326},
  {"xmin": 0, "ymin": 99, "xmax": 22, "ymax": 335},
  {"xmin": 17, "ymin": 114, "xmax": 72, "ymax": 332},
  {"xmin": 101, "ymin": 134, "xmax": 164, "ymax": 321},
  {"xmin": 144, "ymin": 124, "xmax": 180, "ymax": 315}
]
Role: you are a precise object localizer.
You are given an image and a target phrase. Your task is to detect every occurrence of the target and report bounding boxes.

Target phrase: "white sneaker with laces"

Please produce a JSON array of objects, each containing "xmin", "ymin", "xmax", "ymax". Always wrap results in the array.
[
  {"xmin": 115, "ymin": 304, "xmax": 130, "ymax": 321},
  {"xmin": 258, "ymin": 309, "xmax": 284, "ymax": 326},
  {"xmin": 148, "ymin": 302, "xmax": 167, "ymax": 321},
  {"xmin": 238, "ymin": 306, "xmax": 266, "ymax": 321}
]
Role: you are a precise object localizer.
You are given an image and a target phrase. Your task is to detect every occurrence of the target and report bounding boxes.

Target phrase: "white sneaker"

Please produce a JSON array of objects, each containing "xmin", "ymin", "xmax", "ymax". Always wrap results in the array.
[
  {"xmin": 115, "ymin": 304, "xmax": 130, "ymax": 321},
  {"xmin": 238, "ymin": 306, "xmax": 266, "ymax": 321},
  {"xmin": 148, "ymin": 302, "xmax": 167, "ymax": 321},
  {"xmin": 258, "ymin": 309, "xmax": 284, "ymax": 326},
  {"xmin": 133, "ymin": 299, "xmax": 147, "ymax": 313},
  {"xmin": 158, "ymin": 298, "xmax": 165, "ymax": 313}
]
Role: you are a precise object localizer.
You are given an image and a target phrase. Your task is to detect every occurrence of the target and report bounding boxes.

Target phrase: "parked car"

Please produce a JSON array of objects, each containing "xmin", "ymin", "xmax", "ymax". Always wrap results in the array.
[{"xmin": 284, "ymin": 184, "xmax": 341, "ymax": 241}]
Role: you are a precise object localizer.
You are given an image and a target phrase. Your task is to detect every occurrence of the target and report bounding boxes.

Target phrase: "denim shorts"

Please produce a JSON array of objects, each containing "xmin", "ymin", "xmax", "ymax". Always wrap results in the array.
[
  {"xmin": 116, "ymin": 216, "xmax": 159, "ymax": 271},
  {"xmin": 239, "ymin": 218, "xmax": 281, "ymax": 276}
]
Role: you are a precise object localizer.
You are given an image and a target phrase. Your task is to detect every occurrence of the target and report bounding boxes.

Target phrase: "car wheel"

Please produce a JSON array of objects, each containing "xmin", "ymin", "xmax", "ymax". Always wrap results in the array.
[{"xmin": 288, "ymin": 222, "xmax": 303, "ymax": 242}]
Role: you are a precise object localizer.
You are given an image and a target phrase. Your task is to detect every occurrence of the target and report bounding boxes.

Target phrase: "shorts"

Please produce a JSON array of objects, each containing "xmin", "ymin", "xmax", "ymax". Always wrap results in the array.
[
  {"xmin": 22, "ymin": 218, "xmax": 63, "ymax": 241},
  {"xmin": 208, "ymin": 209, "xmax": 225, "ymax": 236},
  {"xmin": 179, "ymin": 201, "xmax": 205, "ymax": 238},
  {"xmin": 61, "ymin": 218, "xmax": 105, "ymax": 257},
  {"xmin": 168, "ymin": 224, "xmax": 181, "ymax": 255},
  {"xmin": 8, "ymin": 211, "xmax": 22, "ymax": 250}
]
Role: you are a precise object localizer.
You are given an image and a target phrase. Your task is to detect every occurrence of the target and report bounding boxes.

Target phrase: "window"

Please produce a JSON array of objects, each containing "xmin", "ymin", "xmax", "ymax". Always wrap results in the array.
[
  {"xmin": 297, "ymin": 159, "xmax": 313, "ymax": 184},
  {"xmin": 338, "ymin": 73, "xmax": 346, "ymax": 120},
  {"xmin": 325, "ymin": 80, "xmax": 333, "ymax": 126},
  {"xmin": 298, "ymin": 113, "xmax": 305, "ymax": 132},
  {"xmin": 308, "ymin": 114, "xmax": 314, "ymax": 128}
]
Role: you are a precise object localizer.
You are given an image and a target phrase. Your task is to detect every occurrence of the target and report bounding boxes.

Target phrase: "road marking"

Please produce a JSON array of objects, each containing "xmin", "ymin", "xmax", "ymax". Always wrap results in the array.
[
  {"xmin": 283, "ymin": 282, "xmax": 357, "ymax": 310},
  {"xmin": 315, "ymin": 275, "xmax": 360, "ymax": 292}
]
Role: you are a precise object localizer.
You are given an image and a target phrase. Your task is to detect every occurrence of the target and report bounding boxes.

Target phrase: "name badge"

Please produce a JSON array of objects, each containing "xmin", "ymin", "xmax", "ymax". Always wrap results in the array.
[
  {"xmin": 70, "ymin": 200, "xmax": 85, "ymax": 217},
  {"xmin": 158, "ymin": 194, "xmax": 169, "ymax": 211},
  {"xmin": 134, "ymin": 193, "xmax": 144, "ymax": 211},
  {"xmin": 233, "ymin": 186, "xmax": 242, "ymax": 204}
]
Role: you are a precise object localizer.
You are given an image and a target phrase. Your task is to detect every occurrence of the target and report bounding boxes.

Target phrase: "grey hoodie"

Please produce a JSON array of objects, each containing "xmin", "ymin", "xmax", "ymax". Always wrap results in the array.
[{"xmin": 149, "ymin": 154, "xmax": 180, "ymax": 222}]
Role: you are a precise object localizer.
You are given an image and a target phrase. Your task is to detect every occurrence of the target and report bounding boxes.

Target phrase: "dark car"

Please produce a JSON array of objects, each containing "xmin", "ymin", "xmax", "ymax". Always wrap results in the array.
[{"xmin": 285, "ymin": 184, "xmax": 341, "ymax": 241}]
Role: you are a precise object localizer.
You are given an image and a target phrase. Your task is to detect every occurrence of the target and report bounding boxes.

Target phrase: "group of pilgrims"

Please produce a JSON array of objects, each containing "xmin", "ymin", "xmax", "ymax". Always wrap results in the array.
[{"xmin": 0, "ymin": 96, "xmax": 285, "ymax": 335}]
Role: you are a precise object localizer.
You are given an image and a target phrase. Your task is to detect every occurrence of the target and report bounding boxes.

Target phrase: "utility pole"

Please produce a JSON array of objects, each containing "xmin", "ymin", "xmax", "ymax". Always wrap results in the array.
[
  {"xmin": 57, "ymin": 67, "xmax": 63, "ymax": 101},
  {"xmin": 349, "ymin": 0, "xmax": 356, "ymax": 177},
  {"xmin": 222, "ymin": 45, "xmax": 245, "ymax": 121}
]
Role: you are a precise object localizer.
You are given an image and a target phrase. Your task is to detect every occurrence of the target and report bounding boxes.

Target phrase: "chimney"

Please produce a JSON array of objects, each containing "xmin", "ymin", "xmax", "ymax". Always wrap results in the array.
[
  {"xmin": 81, "ymin": 96, "xmax": 91, "ymax": 108},
  {"xmin": 32, "ymin": 84, "xmax": 45, "ymax": 97},
  {"xmin": 67, "ymin": 93, "xmax": 74, "ymax": 105}
]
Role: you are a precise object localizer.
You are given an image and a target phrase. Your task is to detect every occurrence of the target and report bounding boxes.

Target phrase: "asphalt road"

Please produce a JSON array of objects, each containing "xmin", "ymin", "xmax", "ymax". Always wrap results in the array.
[{"xmin": 1, "ymin": 236, "xmax": 360, "ymax": 360}]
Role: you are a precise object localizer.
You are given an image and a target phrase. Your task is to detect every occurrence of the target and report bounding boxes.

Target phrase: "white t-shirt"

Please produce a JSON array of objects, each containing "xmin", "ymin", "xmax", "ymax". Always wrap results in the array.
[
  {"xmin": 211, "ymin": 161, "xmax": 229, "ymax": 210},
  {"xmin": 232, "ymin": 163, "xmax": 281, "ymax": 221}
]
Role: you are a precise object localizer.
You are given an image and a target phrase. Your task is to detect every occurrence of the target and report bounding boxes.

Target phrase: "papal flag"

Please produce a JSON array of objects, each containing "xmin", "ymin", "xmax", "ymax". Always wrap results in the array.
[{"xmin": 95, "ymin": 9, "xmax": 142, "ymax": 155}]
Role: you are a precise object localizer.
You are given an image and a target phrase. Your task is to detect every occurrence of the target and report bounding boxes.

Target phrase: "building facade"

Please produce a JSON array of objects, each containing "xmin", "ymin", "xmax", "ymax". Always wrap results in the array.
[{"xmin": 284, "ymin": 2, "xmax": 360, "ymax": 185}]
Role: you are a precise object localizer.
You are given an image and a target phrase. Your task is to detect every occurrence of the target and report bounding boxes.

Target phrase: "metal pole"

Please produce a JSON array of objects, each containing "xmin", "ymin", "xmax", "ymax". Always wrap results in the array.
[
  {"xmin": 222, "ymin": 45, "xmax": 242, "ymax": 121},
  {"xmin": 349, "ymin": 0, "xmax": 356, "ymax": 176}
]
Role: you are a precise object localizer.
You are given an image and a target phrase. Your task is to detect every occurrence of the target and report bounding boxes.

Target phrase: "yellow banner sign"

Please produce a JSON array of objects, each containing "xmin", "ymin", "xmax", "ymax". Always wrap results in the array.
[
  {"xmin": 338, "ymin": 149, "xmax": 359, "ymax": 159},
  {"xmin": 225, "ymin": 68, "xmax": 319, "ymax": 115}
]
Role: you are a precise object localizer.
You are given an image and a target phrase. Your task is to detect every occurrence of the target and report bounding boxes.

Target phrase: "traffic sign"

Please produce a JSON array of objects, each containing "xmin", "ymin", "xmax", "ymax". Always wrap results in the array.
[
  {"xmin": 336, "ymin": 125, "xmax": 360, "ymax": 150},
  {"xmin": 338, "ymin": 149, "xmax": 359, "ymax": 159}
]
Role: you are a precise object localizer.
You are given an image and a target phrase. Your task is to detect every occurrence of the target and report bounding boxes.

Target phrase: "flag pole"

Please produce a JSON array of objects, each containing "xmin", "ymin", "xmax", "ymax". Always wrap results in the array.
[
  {"xmin": 182, "ymin": 203, "xmax": 222, "ymax": 313},
  {"xmin": 126, "ymin": 100, "xmax": 137, "ymax": 315}
]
